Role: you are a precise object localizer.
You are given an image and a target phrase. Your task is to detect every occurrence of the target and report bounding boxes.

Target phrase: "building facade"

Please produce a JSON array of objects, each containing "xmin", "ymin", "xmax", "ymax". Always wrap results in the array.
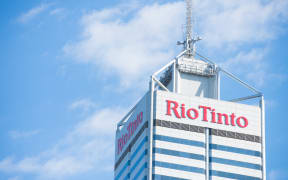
[{"xmin": 114, "ymin": 54, "xmax": 265, "ymax": 180}]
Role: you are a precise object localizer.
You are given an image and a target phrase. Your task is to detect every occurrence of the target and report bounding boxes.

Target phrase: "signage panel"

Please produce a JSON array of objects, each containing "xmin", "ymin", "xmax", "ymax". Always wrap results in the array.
[
  {"xmin": 155, "ymin": 91, "xmax": 261, "ymax": 136},
  {"xmin": 115, "ymin": 93, "xmax": 148, "ymax": 161}
]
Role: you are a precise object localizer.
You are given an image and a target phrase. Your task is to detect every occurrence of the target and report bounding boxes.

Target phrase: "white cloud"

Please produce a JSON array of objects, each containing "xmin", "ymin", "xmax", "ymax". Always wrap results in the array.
[
  {"xmin": 69, "ymin": 98, "xmax": 97, "ymax": 112},
  {"xmin": 49, "ymin": 8, "xmax": 67, "ymax": 21},
  {"xmin": 0, "ymin": 107, "xmax": 125, "ymax": 179},
  {"xmin": 220, "ymin": 47, "xmax": 287, "ymax": 87},
  {"xmin": 8, "ymin": 130, "xmax": 40, "ymax": 139},
  {"xmin": 63, "ymin": 0, "xmax": 288, "ymax": 88},
  {"xmin": 222, "ymin": 48, "xmax": 267, "ymax": 70},
  {"xmin": 221, "ymin": 48, "xmax": 268, "ymax": 86},
  {"xmin": 63, "ymin": 1, "xmax": 185, "ymax": 88},
  {"xmin": 196, "ymin": 0, "xmax": 288, "ymax": 49},
  {"xmin": 74, "ymin": 108, "xmax": 121, "ymax": 135},
  {"xmin": 18, "ymin": 3, "xmax": 50, "ymax": 23},
  {"xmin": 8, "ymin": 176, "xmax": 20, "ymax": 180},
  {"xmin": 49, "ymin": 8, "xmax": 64, "ymax": 16}
]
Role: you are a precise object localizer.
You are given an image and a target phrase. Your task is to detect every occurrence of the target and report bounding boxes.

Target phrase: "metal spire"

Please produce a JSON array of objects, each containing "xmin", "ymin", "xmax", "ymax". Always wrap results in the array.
[
  {"xmin": 186, "ymin": 0, "xmax": 192, "ymax": 41},
  {"xmin": 177, "ymin": 0, "xmax": 201, "ymax": 58}
]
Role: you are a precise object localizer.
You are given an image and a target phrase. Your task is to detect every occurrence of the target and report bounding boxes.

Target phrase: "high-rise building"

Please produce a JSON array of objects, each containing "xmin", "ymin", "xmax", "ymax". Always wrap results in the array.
[{"xmin": 114, "ymin": 1, "xmax": 265, "ymax": 180}]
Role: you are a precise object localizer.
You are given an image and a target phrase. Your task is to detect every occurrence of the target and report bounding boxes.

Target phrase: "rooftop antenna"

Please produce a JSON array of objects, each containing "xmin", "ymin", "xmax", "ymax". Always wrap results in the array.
[{"xmin": 177, "ymin": 0, "xmax": 201, "ymax": 58}]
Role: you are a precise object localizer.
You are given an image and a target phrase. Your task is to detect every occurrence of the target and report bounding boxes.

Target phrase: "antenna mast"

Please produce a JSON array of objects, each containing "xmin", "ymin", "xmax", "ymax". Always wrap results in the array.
[
  {"xmin": 186, "ymin": 0, "xmax": 192, "ymax": 42},
  {"xmin": 178, "ymin": 0, "xmax": 201, "ymax": 58}
]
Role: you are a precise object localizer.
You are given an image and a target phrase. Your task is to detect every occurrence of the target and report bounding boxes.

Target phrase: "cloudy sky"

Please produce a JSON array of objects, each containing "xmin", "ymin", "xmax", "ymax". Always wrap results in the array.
[{"xmin": 1, "ymin": 0, "xmax": 288, "ymax": 179}]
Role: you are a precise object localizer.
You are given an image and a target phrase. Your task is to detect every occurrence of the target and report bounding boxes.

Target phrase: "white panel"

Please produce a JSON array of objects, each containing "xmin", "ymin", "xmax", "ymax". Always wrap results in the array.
[
  {"xmin": 180, "ymin": 73, "xmax": 210, "ymax": 98},
  {"xmin": 154, "ymin": 154, "xmax": 205, "ymax": 168},
  {"xmin": 211, "ymin": 176, "xmax": 234, "ymax": 180},
  {"xmin": 211, "ymin": 135, "xmax": 261, "ymax": 151},
  {"xmin": 211, "ymin": 150, "xmax": 262, "ymax": 164},
  {"xmin": 155, "ymin": 126, "xmax": 205, "ymax": 142},
  {"xmin": 211, "ymin": 163, "xmax": 262, "ymax": 178},
  {"xmin": 155, "ymin": 91, "xmax": 261, "ymax": 136},
  {"xmin": 166, "ymin": 81, "xmax": 173, "ymax": 92},
  {"xmin": 154, "ymin": 140, "xmax": 205, "ymax": 155},
  {"xmin": 154, "ymin": 166, "xmax": 205, "ymax": 180}
]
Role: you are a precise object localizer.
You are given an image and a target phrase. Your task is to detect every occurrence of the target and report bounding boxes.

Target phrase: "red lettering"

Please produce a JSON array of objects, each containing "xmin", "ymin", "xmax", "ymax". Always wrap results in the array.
[
  {"xmin": 164, "ymin": 100, "xmax": 249, "ymax": 130},
  {"xmin": 211, "ymin": 109, "xmax": 216, "ymax": 123},
  {"xmin": 117, "ymin": 138, "xmax": 123, "ymax": 154},
  {"xmin": 132, "ymin": 121, "xmax": 135, "ymax": 134},
  {"xmin": 117, "ymin": 111, "xmax": 144, "ymax": 155},
  {"xmin": 127, "ymin": 123, "xmax": 132, "ymax": 138},
  {"xmin": 131, "ymin": 122, "xmax": 134, "ymax": 135},
  {"xmin": 181, "ymin": 104, "xmax": 186, "ymax": 118},
  {"xmin": 187, "ymin": 108, "xmax": 198, "ymax": 119},
  {"xmin": 136, "ymin": 118, "xmax": 139, "ymax": 128},
  {"xmin": 166, "ymin": 100, "xmax": 181, "ymax": 118},
  {"xmin": 136, "ymin": 115, "xmax": 139, "ymax": 125},
  {"xmin": 217, "ymin": 113, "xmax": 229, "ymax": 125},
  {"xmin": 237, "ymin": 116, "xmax": 248, "ymax": 128},
  {"xmin": 230, "ymin": 113, "xmax": 236, "ymax": 126},
  {"xmin": 138, "ymin": 113, "xmax": 143, "ymax": 124},
  {"xmin": 199, "ymin": 105, "xmax": 211, "ymax": 122},
  {"xmin": 124, "ymin": 134, "xmax": 128, "ymax": 144}
]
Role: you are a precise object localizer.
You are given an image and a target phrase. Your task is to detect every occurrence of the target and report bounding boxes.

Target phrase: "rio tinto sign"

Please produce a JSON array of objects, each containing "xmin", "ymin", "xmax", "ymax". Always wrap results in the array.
[
  {"xmin": 166, "ymin": 100, "xmax": 248, "ymax": 128},
  {"xmin": 117, "ymin": 111, "xmax": 143, "ymax": 155},
  {"xmin": 115, "ymin": 93, "xmax": 149, "ymax": 160},
  {"xmin": 155, "ymin": 91, "xmax": 261, "ymax": 136}
]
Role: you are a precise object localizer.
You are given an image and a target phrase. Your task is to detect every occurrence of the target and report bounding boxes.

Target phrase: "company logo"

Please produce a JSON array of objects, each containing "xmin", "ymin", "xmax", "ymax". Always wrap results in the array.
[
  {"xmin": 117, "ymin": 112, "xmax": 143, "ymax": 155},
  {"xmin": 166, "ymin": 100, "xmax": 248, "ymax": 128}
]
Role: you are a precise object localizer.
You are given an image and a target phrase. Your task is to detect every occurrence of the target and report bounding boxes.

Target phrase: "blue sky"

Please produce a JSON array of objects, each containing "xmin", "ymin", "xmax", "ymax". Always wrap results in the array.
[{"xmin": 0, "ymin": 0, "xmax": 288, "ymax": 179}]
